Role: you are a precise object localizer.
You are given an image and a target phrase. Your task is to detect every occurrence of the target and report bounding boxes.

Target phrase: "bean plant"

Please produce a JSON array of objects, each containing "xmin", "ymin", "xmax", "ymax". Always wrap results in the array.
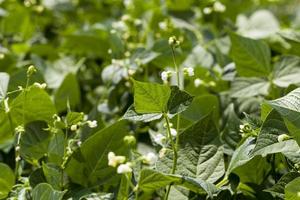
[{"xmin": 1, "ymin": 0, "xmax": 300, "ymax": 199}]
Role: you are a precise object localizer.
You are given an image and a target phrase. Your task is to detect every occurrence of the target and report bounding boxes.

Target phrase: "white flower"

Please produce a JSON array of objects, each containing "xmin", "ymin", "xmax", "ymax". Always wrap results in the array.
[
  {"xmin": 203, "ymin": 7, "xmax": 212, "ymax": 14},
  {"xmin": 108, "ymin": 152, "xmax": 126, "ymax": 167},
  {"xmin": 161, "ymin": 71, "xmax": 172, "ymax": 83},
  {"xmin": 87, "ymin": 120, "xmax": 97, "ymax": 128},
  {"xmin": 117, "ymin": 162, "xmax": 132, "ymax": 174},
  {"xmin": 194, "ymin": 78, "xmax": 203, "ymax": 87},
  {"xmin": 170, "ymin": 128, "xmax": 177, "ymax": 136},
  {"xmin": 213, "ymin": 2, "xmax": 226, "ymax": 13},
  {"xmin": 70, "ymin": 124, "xmax": 78, "ymax": 131},
  {"xmin": 277, "ymin": 134, "xmax": 290, "ymax": 142},
  {"xmin": 142, "ymin": 152, "xmax": 158, "ymax": 165},
  {"xmin": 33, "ymin": 82, "xmax": 47, "ymax": 89},
  {"xmin": 159, "ymin": 148, "xmax": 167, "ymax": 158},
  {"xmin": 183, "ymin": 67, "xmax": 194, "ymax": 77},
  {"xmin": 158, "ymin": 21, "xmax": 167, "ymax": 30},
  {"xmin": 154, "ymin": 133, "xmax": 166, "ymax": 144}
]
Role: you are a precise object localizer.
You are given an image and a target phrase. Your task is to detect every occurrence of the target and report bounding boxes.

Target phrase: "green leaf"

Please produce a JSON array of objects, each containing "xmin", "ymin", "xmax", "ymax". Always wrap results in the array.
[
  {"xmin": 230, "ymin": 33, "xmax": 271, "ymax": 77},
  {"xmin": 0, "ymin": 72, "xmax": 9, "ymax": 101},
  {"xmin": 123, "ymin": 105, "xmax": 162, "ymax": 122},
  {"xmin": 267, "ymin": 88, "xmax": 300, "ymax": 127},
  {"xmin": 167, "ymin": 86, "xmax": 194, "ymax": 114},
  {"xmin": 0, "ymin": 163, "xmax": 15, "ymax": 199},
  {"xmin": 11, "ymin": 86, "xmax": 56, "ymax": 124},
  {"xmin": 226, "ymin": 137, "xmax": 256, "ymax": 176},
  {"xmin": 48, "ymin": 130, "xmax": 65, "ymax": 165},
  {"xmin": 250, "ymin": 110, "xmax": 300, "ymax": 162},
  {"xmin": 42, "ymin": 163, "xmax": 62, "ymax": 190},
  {"xmin": 230, "ymin": 77, "xmax": 270, "ymax": 98},
  {"xmin": 285, "ymin": 177, "xmax": 300, "ymax": 200},
  {"xmin": 181, "ymin": 95, "xmax": 219, "ymax": 124},
  {"xmin": 158, "ymin": 114, "xmax": 225, "ymax": 183},
  {"xmin": 133, "ymin": 80, "xmax": 171, "ymax": 114},
  {"xmin": 265, "ymin": 172, "xmax": 300, "ymax": 198},
  {"xmin": 0, "ymin": 85, "xmax": 55, "ymax": 148},
  {"xmin": 252, "ymin": 110, "xmax": 288, "ymax": 155},
  {"xmin": 279, "ymin": 31, "xmax": 300, "ymax": 57},
  {"xmin": 117, "ymin": 175, "xmax": 130, "ymax": 200},
  {"xmin": 54, "ymin": 73, "xmax": 81, "ymax": 113},
  {"xmin": 221, "ymin": 104, "xmax": 242, "ymax": 155},
  {"xmin": 65, "ymin": 120, "xmax": 129, "ymax": 186},
  {"xmin": 20, "ymin": 121, "xmax": 52, "ymax": 161},
  {"xmin": 66, "ymin": 111, "xmax": 84, "ymax": 126},
  {"xmin": 138, "ymin": 169, "xmax": 218, "ymax": 198},
  {"xmin": 32, "ymin": 183, "xmax": 66, "ymax": 200}
]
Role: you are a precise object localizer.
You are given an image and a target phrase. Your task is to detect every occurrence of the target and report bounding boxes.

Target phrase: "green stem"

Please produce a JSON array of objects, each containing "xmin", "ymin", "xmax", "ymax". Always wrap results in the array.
[
  {"xmin": 171, "ymin": 47, "xmax": 180, "ymax": 89},
  {"xmin": 164, "ymin": 45, "xmax": 182, "ymax": 200},
  {"xmin": 216, "ymin": 177, "xmax": 229, "ymax": 188},
  {"xmin": 163, "ymin": 113, "xmax": 177, "ymax": 174},
  {"xmin": 163, "ymin": 113, "xmax": 177, "ymax": 200}
]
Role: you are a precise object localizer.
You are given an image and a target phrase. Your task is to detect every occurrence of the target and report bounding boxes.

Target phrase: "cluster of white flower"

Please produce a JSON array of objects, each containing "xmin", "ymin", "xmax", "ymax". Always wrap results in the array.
[
  {"xmin": 183, "ymin": 67, "xmax": 194, "ymax": 77},
  {"xmin": 87, "ymin": 120, "xmax": 98, "ymax": 128},
  {"xmin": 203, "ymin": 1, "xmax": 226, "ymax": 14},
  {"xmin": 33, "ymin": 82, "xmax": 47, "ymax": 89},
  {"xmin": 161, "ymin": 70, "xmax": 173, "ymax": 83}
]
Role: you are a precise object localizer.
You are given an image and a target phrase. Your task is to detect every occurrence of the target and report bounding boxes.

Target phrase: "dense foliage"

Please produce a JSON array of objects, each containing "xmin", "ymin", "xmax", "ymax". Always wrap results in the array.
[{"xmin": 1, "ymin": 0, "xmax": 300, "ymax": 199}]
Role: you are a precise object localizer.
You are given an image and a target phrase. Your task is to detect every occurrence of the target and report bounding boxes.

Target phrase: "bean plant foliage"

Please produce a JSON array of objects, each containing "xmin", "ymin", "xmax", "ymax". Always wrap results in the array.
[{"xmin": 1, "ymin": 0, "xmax": 300, "ymax": 199}]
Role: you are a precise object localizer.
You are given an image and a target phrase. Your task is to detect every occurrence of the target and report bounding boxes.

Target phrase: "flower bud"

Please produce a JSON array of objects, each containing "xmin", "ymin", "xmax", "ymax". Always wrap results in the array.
[
  {"xmin": 27, "ymin": 65, "xmax": 37, "ymax": 76},
  {"xmin": 123, "ymin": 135, "xmax": 136, "ymax": 146},
  {"xmin": 168, "ymin": 36, "xmax": 180, "ymax": 48}
]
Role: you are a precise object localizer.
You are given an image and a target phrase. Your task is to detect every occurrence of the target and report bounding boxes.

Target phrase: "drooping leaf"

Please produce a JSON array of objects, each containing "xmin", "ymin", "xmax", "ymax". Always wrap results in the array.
[
  {"xmin": 0, "ymin": 163, "xmax": 15, "ymax": 199},
  {"xmin": 230, "ymin": 33, "xmax": 271, "ymax": 77},
  {"xmin": 133, "ymin": 80, "xmax": 171, "ymax": 114},
  {"xmin": 32, "ymin": 183, "xmax": 66, "ymax": 200},
  {"xmin": 65, "ymin": 120, "xmax": 129, "ymax": 187},
  {"xmin": 138, "ymin": 169, "xmax": 218, "ymax": 198},
  {"xmin": 226, "ymin": 137, "xmax": 256, "ymax": 176}
]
